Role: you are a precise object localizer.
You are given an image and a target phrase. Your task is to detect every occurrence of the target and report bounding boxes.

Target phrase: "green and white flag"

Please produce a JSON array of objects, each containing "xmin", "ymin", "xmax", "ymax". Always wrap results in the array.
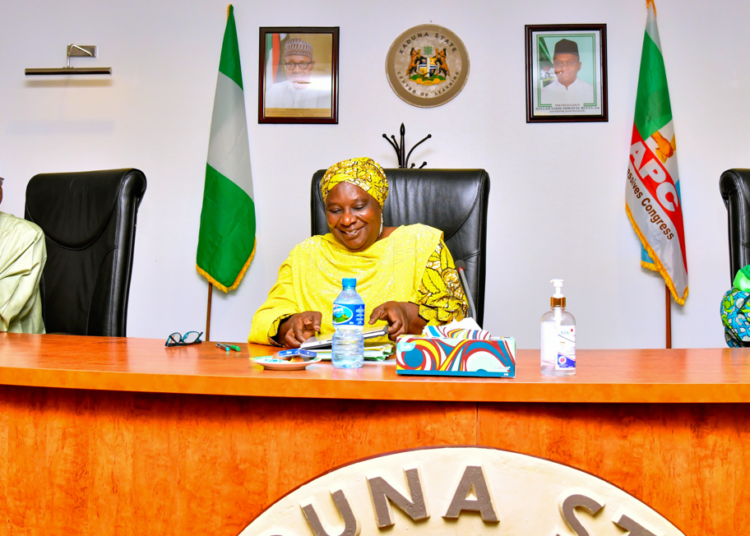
[
  {"xmin": 625, "ymin": 0, "xmax": 687, "ymax": 304},
  {"xmin": 197, "ymin": 5, "xmax": 256, "ymax": 292}
]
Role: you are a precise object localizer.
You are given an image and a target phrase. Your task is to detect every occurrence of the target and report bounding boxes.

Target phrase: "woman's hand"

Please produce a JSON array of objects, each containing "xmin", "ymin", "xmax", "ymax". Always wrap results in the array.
[
  {"xmin": 277, "ymin": 311, "xmax": 322, "ymax": 348},
  {"xmin": 369, "ymin": 301, "xmax": 427, "ymax": 340}
]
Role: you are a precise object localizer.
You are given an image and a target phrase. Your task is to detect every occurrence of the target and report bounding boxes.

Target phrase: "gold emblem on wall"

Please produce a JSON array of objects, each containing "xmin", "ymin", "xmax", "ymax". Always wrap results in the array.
[{"xmin": 386, "ymin": 24, "xmax": 470, "ymax": 108}]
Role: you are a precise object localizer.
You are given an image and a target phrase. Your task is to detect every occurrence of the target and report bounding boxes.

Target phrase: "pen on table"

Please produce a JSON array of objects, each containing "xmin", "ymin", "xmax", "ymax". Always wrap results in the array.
[{"xmin": 216, "ymin": 342, "xmax": 241, "ymax": 352}]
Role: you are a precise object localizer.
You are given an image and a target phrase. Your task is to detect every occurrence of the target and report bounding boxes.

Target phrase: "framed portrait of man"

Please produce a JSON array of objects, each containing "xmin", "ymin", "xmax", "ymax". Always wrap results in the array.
[
  {"xmin": 525, "ymin": 24, "xmax": 608, "ymax": 123},
  {"xmin": 258, "ymin": 27, "xmax": 339, "ymax": 124}
]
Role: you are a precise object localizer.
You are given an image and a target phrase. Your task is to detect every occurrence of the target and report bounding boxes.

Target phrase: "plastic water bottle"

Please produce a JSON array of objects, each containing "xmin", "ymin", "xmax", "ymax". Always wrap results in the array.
[
  {"xmin": 540, "ymin": 279, "xmax": 576, "ymax": 376},
  {"xmin": 332, "ymin": 278, "xmax": 365, "ymax": 369}
]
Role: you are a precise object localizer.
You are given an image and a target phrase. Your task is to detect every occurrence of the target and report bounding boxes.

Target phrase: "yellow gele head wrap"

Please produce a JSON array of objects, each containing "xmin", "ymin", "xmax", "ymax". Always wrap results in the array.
[{"xmin": 320, "ymin": 157, "xmax": 389, "ymax": 207}]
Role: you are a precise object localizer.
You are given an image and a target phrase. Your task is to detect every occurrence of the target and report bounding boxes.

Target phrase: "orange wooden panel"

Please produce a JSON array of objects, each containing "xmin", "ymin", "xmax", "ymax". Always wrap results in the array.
[
  {"xmin": 478, "ymin": 402, "xmax": 750, "ymax": 534},
  {"xmin": 0, "ymin": 334, "xmax": 748, "ymax": 533},
  {"xmin": 3, "ymin": 334, "xmax": 750, "ymax": 402},
  {"xmin": 0, "ymin": 385, "xmax": 476, "ymax": 536}
]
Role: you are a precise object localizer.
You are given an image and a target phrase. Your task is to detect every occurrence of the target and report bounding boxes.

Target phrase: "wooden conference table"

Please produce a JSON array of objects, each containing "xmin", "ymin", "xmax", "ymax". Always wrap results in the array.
[{"xmin": 0, "ymin": 334, "xmax": 748, "ymax": 535}]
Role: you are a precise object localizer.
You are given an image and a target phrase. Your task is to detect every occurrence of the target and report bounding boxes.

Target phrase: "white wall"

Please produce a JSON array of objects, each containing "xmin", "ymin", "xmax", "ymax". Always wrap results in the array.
[{"xmin": 1, "ymin": 0, "xmax": 747, "ymax": 349}]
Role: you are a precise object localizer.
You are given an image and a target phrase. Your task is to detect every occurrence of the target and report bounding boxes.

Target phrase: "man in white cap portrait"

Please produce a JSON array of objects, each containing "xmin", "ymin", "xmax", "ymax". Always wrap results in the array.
[
  {"xmin": 265, "ymin": 37, "xmax": 331, "ymax": 109},
  {"xmin": 540, "ymin": 39, "xmax": 595, "ymax": 105}
]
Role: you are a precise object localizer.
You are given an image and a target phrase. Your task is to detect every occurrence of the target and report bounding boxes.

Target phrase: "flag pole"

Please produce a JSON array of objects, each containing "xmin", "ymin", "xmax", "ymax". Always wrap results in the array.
[
  {"xmin": 665, "ymin": 285, "xmax": 671, "ymax": 348},
  {"xmin": 197, "ymin": 4, "xmax": 255, "ymax": 333},
  {"xmin": 206, "ymin": 283, "xmax": 213, "ymax": 342}
]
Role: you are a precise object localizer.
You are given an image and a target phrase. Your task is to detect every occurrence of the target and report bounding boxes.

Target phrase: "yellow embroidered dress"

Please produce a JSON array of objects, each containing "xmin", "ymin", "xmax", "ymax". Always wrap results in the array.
[{"xmin": 248, "ymin": 224, "xmax": 468, "ymax": 345}]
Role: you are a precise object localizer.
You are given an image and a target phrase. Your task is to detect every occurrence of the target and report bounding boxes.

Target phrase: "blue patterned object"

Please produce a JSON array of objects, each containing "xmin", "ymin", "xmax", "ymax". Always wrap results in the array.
[
  {"xmin": 721, "ymin": 288, "xmax": 750, "ymax": 347},
  {"xmin": 396, "ymin": 336, "xmax": 516, "ymax": 378}
]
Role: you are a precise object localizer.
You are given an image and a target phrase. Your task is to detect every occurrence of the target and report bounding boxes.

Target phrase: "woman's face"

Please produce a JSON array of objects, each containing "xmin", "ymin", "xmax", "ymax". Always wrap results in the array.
[{"xmin": 325, "ymin": 181, "xmax": 382, "ymax": 252}]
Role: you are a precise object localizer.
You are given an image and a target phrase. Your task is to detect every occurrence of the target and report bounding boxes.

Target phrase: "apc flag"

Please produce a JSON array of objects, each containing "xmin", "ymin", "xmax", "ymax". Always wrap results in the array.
[
  {"xmin": 197, "ymin": 5, "xmax": 256, "ymax": 292},
  {"xmin": 625, "ymin": 0, "xmax": 688, "ymax": 304}
]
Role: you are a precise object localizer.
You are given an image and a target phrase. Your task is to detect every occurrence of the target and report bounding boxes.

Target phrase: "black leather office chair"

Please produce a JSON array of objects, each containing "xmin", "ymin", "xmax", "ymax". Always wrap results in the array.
[
  {"xmin": 24, "ymin": 169, "xmax": 147, "ymax": 336},
  {"xmin": 311, "ymin": 168, "xmax": 490, "ymax": 326},
  {"xmin": 720, "ymin": 169, "xmax": 750, "ymax": 284}
]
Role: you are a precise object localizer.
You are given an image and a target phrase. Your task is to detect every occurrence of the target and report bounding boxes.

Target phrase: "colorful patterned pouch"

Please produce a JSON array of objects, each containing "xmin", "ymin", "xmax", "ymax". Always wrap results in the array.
[{"xmin": 721, "ymin": 265, "xmax": 750, "ymax": 347}]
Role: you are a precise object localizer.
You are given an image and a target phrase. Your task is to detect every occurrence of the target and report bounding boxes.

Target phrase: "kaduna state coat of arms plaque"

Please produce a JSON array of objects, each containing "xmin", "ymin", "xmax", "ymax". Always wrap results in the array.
[{"xmin": 386, "ymin": 24, "xmax": 470, "ymax": 108}]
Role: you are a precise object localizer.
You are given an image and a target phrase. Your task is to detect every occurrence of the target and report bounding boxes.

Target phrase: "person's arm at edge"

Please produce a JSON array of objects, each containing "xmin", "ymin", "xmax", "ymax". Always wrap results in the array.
[
  {"xmin": 247, "ymin": 258, "xmax": 299, "ymax": 346},
  {"xmin": 0, "ymin": 221, "xmax": 46, "ymax": 333}
]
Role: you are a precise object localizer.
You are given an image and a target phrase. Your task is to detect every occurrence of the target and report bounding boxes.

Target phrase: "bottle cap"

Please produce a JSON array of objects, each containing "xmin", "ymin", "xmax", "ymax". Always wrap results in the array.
[
  {"xmin": 342, "ymin": 277, "xmax": 357, "ymax": 288},
  {"xmin": 550, "ymin": 279, "xmax": 566, "ymax": 307}
]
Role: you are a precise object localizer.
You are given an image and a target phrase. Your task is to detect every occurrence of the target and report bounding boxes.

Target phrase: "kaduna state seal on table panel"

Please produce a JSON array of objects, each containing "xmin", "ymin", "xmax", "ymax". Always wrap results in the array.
[{"xmin": 386, "ymin": 24, "xmax": 470, "ymax": 108}]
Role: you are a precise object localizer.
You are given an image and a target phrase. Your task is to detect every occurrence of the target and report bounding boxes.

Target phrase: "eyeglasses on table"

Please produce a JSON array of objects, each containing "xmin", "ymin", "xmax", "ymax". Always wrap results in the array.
[{"xmin": 165, "ymin": 331, "xmax": 203, "ymax": 347}]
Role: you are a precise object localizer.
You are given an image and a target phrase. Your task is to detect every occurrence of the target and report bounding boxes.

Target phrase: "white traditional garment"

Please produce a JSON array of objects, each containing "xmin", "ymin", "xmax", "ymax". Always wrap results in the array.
[
  {"xmin": 265, "ymin": 80, "xmax": 331, "ymax": 109},
  {"xmin": 540, "ymin": 77, "xmax": 595, "ymax": 105},
  {"xmin": 0, "ymin": 212, "xmax": 46, "ymax": 333}
]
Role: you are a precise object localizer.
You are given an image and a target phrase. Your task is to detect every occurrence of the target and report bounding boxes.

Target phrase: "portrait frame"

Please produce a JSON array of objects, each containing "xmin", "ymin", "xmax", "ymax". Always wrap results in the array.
[
  {"xmin": 258, "ymin": 26, "xmax": 339, "ymax": 124},
  {"xmin": 525, "ymin": 24, "xmax": 608, "ymax": 123}
]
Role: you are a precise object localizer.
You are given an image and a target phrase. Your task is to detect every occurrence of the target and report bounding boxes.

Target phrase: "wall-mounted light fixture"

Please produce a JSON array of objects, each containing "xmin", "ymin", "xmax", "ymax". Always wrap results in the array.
[{"xmin": 25, "ymin": 44, "xmax": 112, "ymax": 76}]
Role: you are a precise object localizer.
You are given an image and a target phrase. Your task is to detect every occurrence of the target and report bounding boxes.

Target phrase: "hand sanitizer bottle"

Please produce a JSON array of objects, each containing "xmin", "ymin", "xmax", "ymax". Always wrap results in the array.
[{"xmin": 540, "ymin": 279, "xmax": 576, "ymax": 376}]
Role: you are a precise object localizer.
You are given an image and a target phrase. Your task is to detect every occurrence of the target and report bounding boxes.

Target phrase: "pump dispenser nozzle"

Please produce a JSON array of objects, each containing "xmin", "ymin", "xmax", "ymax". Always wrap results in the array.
[{"xmin": 550, "ymin": 279, "xmax": 566, "ymax": 307}]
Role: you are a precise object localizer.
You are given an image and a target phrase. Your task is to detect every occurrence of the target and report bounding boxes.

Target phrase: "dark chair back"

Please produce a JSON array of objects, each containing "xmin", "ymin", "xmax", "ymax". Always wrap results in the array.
[
  {"xmin": 311, "ymin": 168, "xmax": 490, "ymax": 326},
  {"xmin": 720, "ymin": 169, "xmax": 750, "ymax": 283},
  {"xmin": 24, "ymin": 169, "xmax": 147, "ymax": 336}
]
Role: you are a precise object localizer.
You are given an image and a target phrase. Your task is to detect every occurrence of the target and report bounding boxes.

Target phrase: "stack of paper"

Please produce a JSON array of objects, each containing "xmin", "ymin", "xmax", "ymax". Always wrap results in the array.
[{"xmin": 315, "ymin": 343, "xmax": 394, "ymax": 361}]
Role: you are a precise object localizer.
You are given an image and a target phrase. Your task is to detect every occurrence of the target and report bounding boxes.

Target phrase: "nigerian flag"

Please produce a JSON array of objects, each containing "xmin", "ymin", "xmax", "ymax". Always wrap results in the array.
[
  {"xmin": 625, "ymin": 0, "xmax": 688, "ymax": 304},
  {"xmin": 197, "ymin": 5, "xmax": 256, "ymax": 293}
]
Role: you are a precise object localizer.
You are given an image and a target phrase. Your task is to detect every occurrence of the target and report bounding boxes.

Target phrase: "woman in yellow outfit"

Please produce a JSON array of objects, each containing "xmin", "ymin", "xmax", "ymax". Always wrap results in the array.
[{"xmin": 248, "ymin": 157, "xmax": 468, "ymax": 348}]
